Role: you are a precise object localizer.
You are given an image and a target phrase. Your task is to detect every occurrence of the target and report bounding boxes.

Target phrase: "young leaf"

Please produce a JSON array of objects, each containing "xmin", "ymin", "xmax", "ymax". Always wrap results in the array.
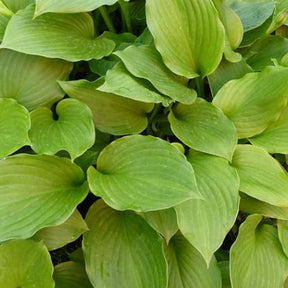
[
  {"xmin": 230, "ymin": 215, "xmax": 288, "ymax": 287},
  {"xmin": 1, "ymin": 4, "xmax": 115, "ymax": 61},
  {"xmin": 213, "ymin": 66, "xmax": 288, "ymax": 138},
  {"xmin": 164, "ymin": 232, "xmax": 222, "ymax": 288},
  {"xmin": 29, "ymin": 98, "xmax": 95, "ymax": 160},
  {"xmin": 114, "ymin": 45, "xmax": 197, "ymax": 104},
  {"xmin": 59, "ymin": 79, "xmax": 153, "ymax": 135},
  {"xmin": 0, "ymin": 239, "xmax": 54, "ymax": 287},
  {"xmin": 232, "ymin": 145, "xmax": 288, "ymax": 207},
  {"xmin": 175, "ymin": 152, "xmax": 240, "ymax": 265},
  {"xmin": 146, "ymin": 0, "xmax": 225, "ymax": 78},
  {"xmin": 88, "ymin": 135, "xmax": 201, "ymax": 212},
  {"xmin": 32, "ymin": 209, "xmax": 88, "ymax": 251},
  {"xmin": 0, "ymin": 98, "xmax": 30, "ymax": 159},
  {"xmin": 169, "ymin": 98, "xmax": 237, "ymax": 161},
  {"xmin": 83, "ymin": 200, "xmax": 167, "ymax": 288},
  {"xmin": 0, "ymin": 154, "xmax": 89, "ymax": 242},
  {"xmin": 0, "ymin": 49, "xmax": 72, "ymax": 111}
]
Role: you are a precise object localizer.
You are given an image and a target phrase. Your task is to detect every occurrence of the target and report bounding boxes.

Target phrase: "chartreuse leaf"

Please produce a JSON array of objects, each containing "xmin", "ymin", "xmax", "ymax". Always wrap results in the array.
[
  {"xmin": 0, "ymin": 49, "xmax": 72, "ymax": 111},
  {"xmin": 232, "ymin": 145, "xmax": 288, "ymax": 206},
  {"xmin": 146, "ymin": 0, "xmax": 225, "ymax": 78},
  {"xmin": 230, "ymin": 215, "xmax": 288, "ymax": 287},
  {"xmin": 2, "ymin": 0, "xmax": 33, "ymax": 12},
  {"xmin": 164, "ymin": 232, "xmax": 222, "ymax": 288},
  {"xmin": 0, "ymin": 98, "xmax": 30, "ymax": 159},
  {"xmin": 278, "ymin": 220, "xmax": 288, "ymax": 258},
  {"xmin": 33, "ymin": 209, "xmax": 88, "ymax": 251},
  {"xmin": 213, "ymin": 66, "xmax": 288, "ymax": 139},
  {"xmin": 83, "ymin": 200, "xmax": 167, "ymax": 288},
  {"xmin": 114, "ymin": 45, "xmax": 196, "ymax": 104},
  {"xmin": 0, "ymin": 1, "xmax": 12, "ymax": 41},
  {"xmin": 0, "ymin": 239, "xmax": 54, "ymax": 287},
  {"xmin": 0, "ymin": 154, "xmax": 89, "ymax": 242},
  {"xmin": 35, "ymin": 0, "xmax": 118, "ymax": 17},
  {"xmin": 88, "ymin": 135, "xmax": 201, "ymax": 212},
  {"xmin": 29, "ymin": 98, "xmax": 95, "ymax": 160},
  {"xmin": 58, "ymin": 79, "xmax": 153, "ymax": 135},
  {"xmin": 175, "ymin": 152, "xmax": 240, "ymax": 265},
  {"xmin": 140, "ymin": 208, "xmax": 178, "ymax": 244},
  {"xmin": 1, "ymin": 4, "xmax": 115, "ymax": 61},
  {"xmin": 54, "ymin": 262, "xmax": 93, "ymax": 288},
  {"xmin": 169, "ymin": 98, "xmax": 237, "ymax": 160}
]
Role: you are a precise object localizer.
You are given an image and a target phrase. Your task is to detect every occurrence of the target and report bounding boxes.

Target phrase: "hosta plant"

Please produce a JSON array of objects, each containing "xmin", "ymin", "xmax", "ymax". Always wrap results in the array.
[{"xmin": 1, "ymin": 0, "xmax": 288, "ymax": 287}]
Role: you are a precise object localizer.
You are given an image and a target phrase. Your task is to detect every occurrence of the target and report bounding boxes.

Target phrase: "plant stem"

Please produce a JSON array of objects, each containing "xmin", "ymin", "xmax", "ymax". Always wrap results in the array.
[
  {"xmin": 119, "ymin": 0, "xmax": 132, "ymax": 33},
  {"xmin": 196, "ymin": 77, "xmax": 205, "ymax": 99},
  {"xmin": 99, "ymin": 6, "xmax": 116, "ymax": 33},
  {"xmin": 148, "ymin": 103, "xmax": 162, "ymax": 124},
  {"xmin": 92, "ymin": 10, "xmax": 101, "ymax": 36}
]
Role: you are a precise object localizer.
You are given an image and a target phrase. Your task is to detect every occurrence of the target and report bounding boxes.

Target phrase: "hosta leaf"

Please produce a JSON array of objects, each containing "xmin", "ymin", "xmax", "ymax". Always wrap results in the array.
[
  {"xmin": 232, "ymin": 145, "xmax": 288, "ymax": 206},
  {"xmin": 33, "ymin": 209, "xmax": 88, "ymax": 251},
  {"xmin": 1, "ymin": 4, "xmax": 115, "ymax": 61},
  {"xmin": 169, "ymin": 98, "xmax": 237, "ymax": 160},
  {"xmin": 29, "ymin": 98, "xmax": 95, "ymax": 160},
  {"xmin": 59, "ymin": 79, "xmax": 153, "ymax": 135},
  {"xmin": 175, "ymin": 152, "xmax": 240, "ymax": 265},
  {"xmin": 0, "ymin": 239, "xmax": 54, "ymax": 287},
  {"xmin": 35, "ymin": 0, "xmax": 118, "ymax": 17},
  {"xmin": 140, "ymin": 208, "xmax": 178, "ymax": 244},
  {"xmin": 53, "ymin": 262, "xmax": 93, "ymax": 288},
  {"xmin": 230, "ymin": 215, "xmax": 288, "ymax": 287},
  {"xmin": 146, "ymin": 0, "xmax": 225, "ymax": 78},
  {"xmin": 0, "ymin": 154, "xmax": 89, "ymax": 242},
  {"xmin": 164, "ymin": 232, "xmax": 222, "ymax": 288},
  {"xmin": 83, "ymin": 200, "xmax": 167, "ymax": 288},
  {"xmin": 2, "ymin": 0, "xmax": 33, "ymax": 12},
  {"xmin": 98, "ymin": 62, "xmax": 170, "ymax": 105},
  {"xmin": 218, "ymin": 261, "xmax": 231, "ymax": 288},
  {"xmin": 0, "ymin": 2, "xmax": 12, "ymax": 41},
  {"xmin": 213, "ymin": 66, "xmax": 288, "ymax": 138},
  {"xmin": 0, "ymin": 98, "xmax": 30, "ymax": 159},
  {"xmin": 114, "ymin": 45, "xmax": 196, "ymax": 104},
  {"xmin": 278, "ymin": 220, "xmax": 288, "ymax": 258},
  {"xmin": 87, "ymin": 135, "xmax": 201, "ymax": 212},
  {"xmin": 0, "ymin": 49, "xmax": 72, "ymax": 110}
]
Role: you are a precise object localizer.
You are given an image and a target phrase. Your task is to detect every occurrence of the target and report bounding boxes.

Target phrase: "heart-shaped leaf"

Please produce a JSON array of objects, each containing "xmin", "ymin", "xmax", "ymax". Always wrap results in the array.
[
  {"xmin": 1, "ymin": 4, "xmax": 115, "ymax": 61},
  {"xmin": 0, "ymin": 48, "xmax": 72, "ymax": 111},
  {"xmin": 83, "ymin": 200, "xmax": 167, "ymax": 288},
  {"xmin": 146, "ymin": 0, "xmax": 225, "ymax": 78},
  {"xmin": 213, "ymin": 66, "xmax": 288, "ymax": 138},
  {"xmin": 230, "ymin": 215, "xmax": 288, "ymax": 287},
  {"xmin": 59, "ymin": 79, "xmax": 153, "ymax": 135},
  {"xmin": 175, "ymin": 152, "xmax": 240, "ymax": 265},
  {"xmin": 0, "ymin": 154, "xmax": 89, "ymax": 242},
  {"xmin": 88, "ymin": 135, "xmax": 201, "ymax": 212},
  {"xmin": 232, "ymin": 145, "xmax": 288, "ymax": 207},
  {"xmin": 164, "ymin": 232, "xmax": 222, "ymax": 288},
  {"xmin": 169, "ymin": 98, "xmax": 237, "ymax": 160},
  {"xmin": 29, "ymin": 98, "xmax": 95, "ymax": 160},
  {"xmin": 0, "ymin": 239, "xmax": 54, "ymax": 287},
  {"xmin": 0, "ymin": 98, "xmax": 30, "ymax": 159}
]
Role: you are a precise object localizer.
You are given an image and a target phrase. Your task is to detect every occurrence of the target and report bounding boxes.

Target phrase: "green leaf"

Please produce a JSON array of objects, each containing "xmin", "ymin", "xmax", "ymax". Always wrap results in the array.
[
  {"xmin": 1, "ymin": 4, "xmax": 115, "ymax": 61},
  {"xmin": 218, "ymin": 261, "xmax": 231, "ymax": 288},
  {"xmin": 230, "ymin": 215, "xmax": 288, "ymax": 287},
  {"xmin": 0, "ymin": 49, "xmax": 72, "ymax": 111},
  {"xmin": 164, "ymin": 232, "xmax": 222, "ymax": 288},
  {"xmin": 213, "ymin": 66, "xmax": 288, "ymax": 138},
  {"xmin": 54, "ymin": 261, "xmax": 93, "ymax": 288},
  {"xmin": 2, "ymin": 0, "xmax": 33, "ymax": 12},
  {"xmin": 0, "ymin": 239, "xmax": 54, "ymax": 287},
  {"xmin": 114, "ymin": 45, "xmax": 196, "ymax": 104},
  {"xmin": 146, "ymin": 0, "xmax": 225, "ymax": 78},
  {"xmin": 278, "ymin": 220, "xmax": 288, "ymax": 258},
  {"xmin": 58, "ymin": 79, "xmax": 153, "ymax": 135},
  {"xmin": 29, "ymin": 98, "xmax": 95, "ymax": 160},
  {"xmin": 0, "ymin": 154, "xmax": 89, "ymax": 242},
  {"xmin": 88, "ymin": 135, "xmax": 201, "ymax": 212},
  {"xmin": 0, "ymin": 1, "xmax": 12, "ymax": 41},
  {"xmin": 140, "ymin": 208, "xmax": 178, "ymax": 244},
  {"xmin": 0, "ymin": 98, "xmax": 30, "ymax": 159},
  {"xmin": 83, "ymin": 200, "xmax": 167, "ymax": 288},
  {"xmin": 35, "ymin": 0, "xmax": 118, "ymax": 17},
  {"xmin": 175, "ymin": 152, "xmax": 240, "ymax": 265},
  {"xmin": 232, "ymin": 145, "xmax": 288, "ymax": 207},
  {"xmin": 169, "ymin": 98, "xmax": 237, "ymax": 160},
  {"xmin": 33, "ymin": 209, "xmax": 88, "ymax": 251}
]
